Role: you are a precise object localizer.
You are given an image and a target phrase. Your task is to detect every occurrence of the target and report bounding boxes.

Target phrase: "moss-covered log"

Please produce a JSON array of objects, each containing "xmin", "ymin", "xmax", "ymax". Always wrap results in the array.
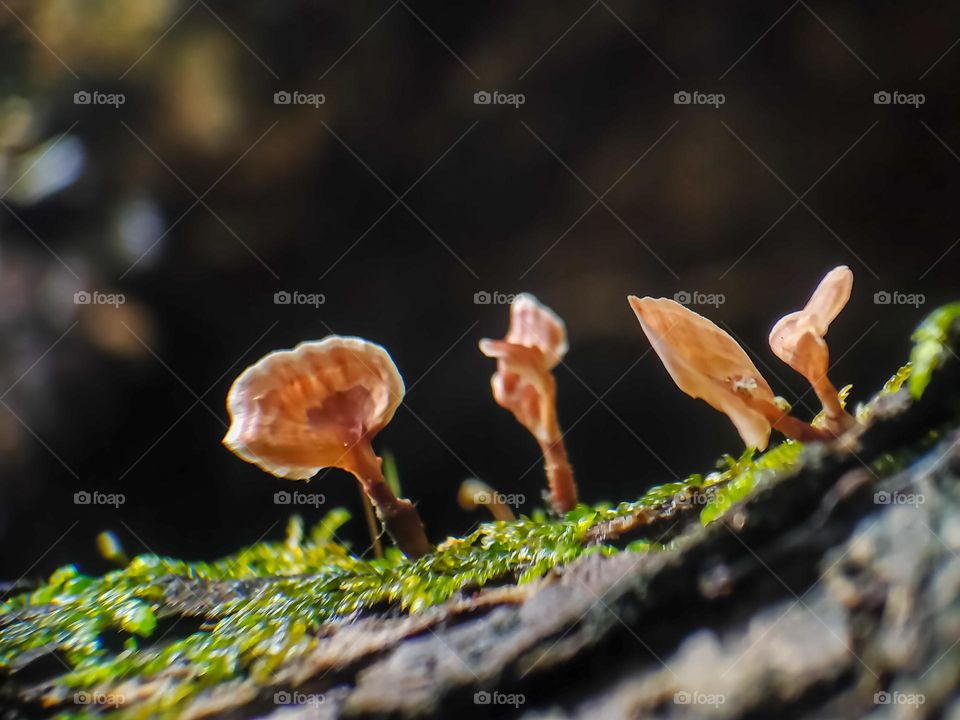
[{"xmin": 2, "ymin": 305, "xmax": 960, "ymax": 718}]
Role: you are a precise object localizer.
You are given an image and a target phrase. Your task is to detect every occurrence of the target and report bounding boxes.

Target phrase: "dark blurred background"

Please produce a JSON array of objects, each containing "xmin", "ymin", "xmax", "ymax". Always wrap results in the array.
[{"xmin": 1, "ymin": 1, "xmax": 958, "ymax": 579}]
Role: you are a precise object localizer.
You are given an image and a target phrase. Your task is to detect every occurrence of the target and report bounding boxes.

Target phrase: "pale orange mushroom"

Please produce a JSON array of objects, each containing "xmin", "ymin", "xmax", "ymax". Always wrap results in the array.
[
  {"xmin": 457, "ymin": 478, "xmax": 516, "ymax": 521},
  {"xmin": 628, "ymin": 296, "xmax": 830, "ymax": 450},
  {"xmin": 479, "ymin": 293, "xmax": 577, "ymax": 514},
  {"xmin": 769, "ymin": 266, "xmax": 855, "ymax": 435},
  {"xmin": 223, "ymin": 336, "xmax": 431, "ymax": 558}
]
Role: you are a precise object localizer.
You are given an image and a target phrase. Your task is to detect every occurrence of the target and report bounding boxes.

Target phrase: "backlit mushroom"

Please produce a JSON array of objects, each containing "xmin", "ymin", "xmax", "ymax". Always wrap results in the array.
[
  {"xmin": 223, "ymin": 336, "xmax": 431, "ymax": 558},
  {"xmin": 768, "ymin": 266, "xmax": 855, "ymax": 436},
  {"xmin": 479, "ymin": 293, "xmax": 578, "ymax": 514},
  {"xmin": 628, "ymin": 296, "xmax": 830, "ymax": 450},
  {"xmin": 458, "ymin": 478, "xmax": 516, "ymax": 521}
]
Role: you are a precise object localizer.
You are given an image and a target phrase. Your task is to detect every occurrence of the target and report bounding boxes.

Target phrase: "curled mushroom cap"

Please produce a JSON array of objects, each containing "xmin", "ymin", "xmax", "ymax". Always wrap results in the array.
[
  {"xmin": 223, "ymin": 336, "xmax": 404, "ymax": 480},
  {"xmin": 480, "ymin": 293, "xmax": 577, "ymax": 513},
  {"xmin": 629, "ymin": 296, "xmax": 778, "ymax": 450},
  {"xmin": 769, "ymin": 266, "xmax": 852, "ymax": 382},
  {"xmin": 503, "ymin": 293, "xmax": 568, "ymax": 368},
  {"xmin": 768, "ymin": 266, "xmax": 854, "ymax": 434},
  {"xmin": 223, "ymin": 336, "xmax": 430, "ymax": 559},
  {"xmin": 478, "ymin": 293, "xmax": 568, "ymax": 443}
]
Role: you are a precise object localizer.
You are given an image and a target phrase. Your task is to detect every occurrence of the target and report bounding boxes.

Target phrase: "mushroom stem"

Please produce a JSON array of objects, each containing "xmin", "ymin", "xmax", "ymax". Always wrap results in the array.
[
  {"xmin": 539, "ymin": 437, "xmax": 576, "ymax": 514},
  {"xmin": 749, "ymin": 397, "xmax": 834, "ymax": 443},
  {"xmin": 770, "ymin": 412, "xmax": 834, "ymax": 443},
  {"xmin": 349, "ymin": 443, "xmax": 431, "ymax": 559},
  {"xmin": 810, "ymin": 374, "xmax": 856, "ymax": 435},
  {"xmin": 487, "ymin": 500, "xmax": 517, "ymax": 522}
]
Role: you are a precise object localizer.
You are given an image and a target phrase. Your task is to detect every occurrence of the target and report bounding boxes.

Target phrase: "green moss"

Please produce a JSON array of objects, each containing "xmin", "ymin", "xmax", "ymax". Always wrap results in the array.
[
  {"xmin": 1, "ymin": 503, "xmax": 674, "ymax": 718},
  {"xmin": 909, "ymin": 301, "xmax": 960, "ymax": 398},
  {"xmin": 699, "ymin": 442, "xmax": 804, "ymax": 525},
  {"xmin": 3, "ymin": 302, "xmax": 960, "ymax": 718},
  {"xmin": 882, "ymin": 363, "xmax": 912, "ymax": 396}
]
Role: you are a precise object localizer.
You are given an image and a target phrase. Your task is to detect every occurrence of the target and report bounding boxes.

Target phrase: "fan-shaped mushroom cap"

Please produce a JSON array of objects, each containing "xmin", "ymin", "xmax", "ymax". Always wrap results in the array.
[
  {"xmin": 223, "ymin": 336, "xmax": 404, "ymax": 480},
  {"xmin": 477, "ymin": 341, "xmax": 549, "ymax": 436},
  {"xmin": 479, "ymin": 294, "xmax": 566, "ymax": 443},
  {"xmin": 769, "ymin": 266, "xmax": 853, "ymax": 381},
  {"xmin": 504, "ymin": 293, "xmax": 568, "ymax": 368},
  {"xmin": 629, "ymin": 295, "xmax": 777, "ymax": 450}
]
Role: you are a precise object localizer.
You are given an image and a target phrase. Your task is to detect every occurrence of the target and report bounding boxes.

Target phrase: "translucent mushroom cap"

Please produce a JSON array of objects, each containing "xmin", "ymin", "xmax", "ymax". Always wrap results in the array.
[
  {"xmin": 479, "ymin": 294, "xmax": 567, "ymax": 442},
  {"xmin": 223, "ymin": 336, "xmax": 404, "ymax": 480},
  {"xmin": 502, "ymin": 293, "xmax": 568, "ymax": 368},
  {"xmin": 629, "ymin": 295, "xmax": 777, "ymax": 450},
  {"xmin": 457, "ymin": 478, "xmax": 493, "ymax": 511},
  {"xmin": 769, "ymin": 266, "xmax": 853, "ymax": 381}
]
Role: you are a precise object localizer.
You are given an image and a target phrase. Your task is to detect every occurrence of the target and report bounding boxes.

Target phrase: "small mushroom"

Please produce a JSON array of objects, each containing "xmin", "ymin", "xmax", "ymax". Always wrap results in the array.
[
  {"xmin": 223, "ymin": 336, "xmax": 431, "ymax": 559},
  {"xmin": 458, "ymin": 478, "xmax": 516, "ymax": 521},
  {"xmin": 479, "ymin": 293, "xmax": 578, "ymax": 514},
  {"xmin": 768, "ymin": 266, "xmax": 855, "ymax": 435},
  {"xmin": 628, "ymin": 296, "xmax": 830, "ymax": 450}
]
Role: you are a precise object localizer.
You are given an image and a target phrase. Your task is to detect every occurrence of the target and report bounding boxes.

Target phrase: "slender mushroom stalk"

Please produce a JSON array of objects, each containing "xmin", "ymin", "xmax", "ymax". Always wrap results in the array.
[
  {"xmin": 769, "ymin": 266, "xmax": 856, "ymax": 436},
  {"xmin": 628, "ymin": 296, "xmax": 832, "ymax": 450},
  {"xmin": 458, "ymin": 478, "xmax": 516, "ymax": 521},
  {"xmin": 356, "ymin": 484, "xmax": 384, "ymax": 559},
  {"xmin": 222, "ymin": 336, "xmax": 431, "ymax": 559},
  {"xmin": 480, "ymin": 294, "xmax": 578, "ymax": 514}
]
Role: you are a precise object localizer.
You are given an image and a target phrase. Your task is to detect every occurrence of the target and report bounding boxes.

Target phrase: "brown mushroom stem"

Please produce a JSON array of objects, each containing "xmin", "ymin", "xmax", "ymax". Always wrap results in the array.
[
  {"xmin": 810, "ymin": 374, "xmax": 856, "ymax": 435},
  {"xmin": 536, "ymin": 389, "xmax": 577, "ymax": 514},
  {"xmin": 749, "ymin": 397, "xmax": 834, "ymax": 443},
  {"xmin": 486, "ymin": 499, "xmax": 517, "ymax": 522},
  {"xmin": 539, "ymin": 437, "xmax": 577, "ymax": 514},
  {"xmin": 349, "ymin": 444, "xmax": 431, "ymax": 559},
  {"xmin": 769, "ymin": 412, "xmax": 834, "ymax": 443}
]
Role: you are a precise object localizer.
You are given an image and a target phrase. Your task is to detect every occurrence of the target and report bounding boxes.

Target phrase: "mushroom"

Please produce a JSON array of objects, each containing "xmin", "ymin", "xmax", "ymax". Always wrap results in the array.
[
  {"xmin": 768, "ymin": 266, "xmax": 855, "ymax": 435},
  {"xmin": 628, "ymin": 296, "xmax": 830, "ymax": 450},
  {"xmin": 458, "ymin": 478, "xmax": 516, "ymax": 521},
  {"xmin": 223, "ymin": 336, "xmax": 431, "ymax": 559},
  {"xmin": 479, "ymin": 293, "xmax": 578, "ymax": 514}
]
